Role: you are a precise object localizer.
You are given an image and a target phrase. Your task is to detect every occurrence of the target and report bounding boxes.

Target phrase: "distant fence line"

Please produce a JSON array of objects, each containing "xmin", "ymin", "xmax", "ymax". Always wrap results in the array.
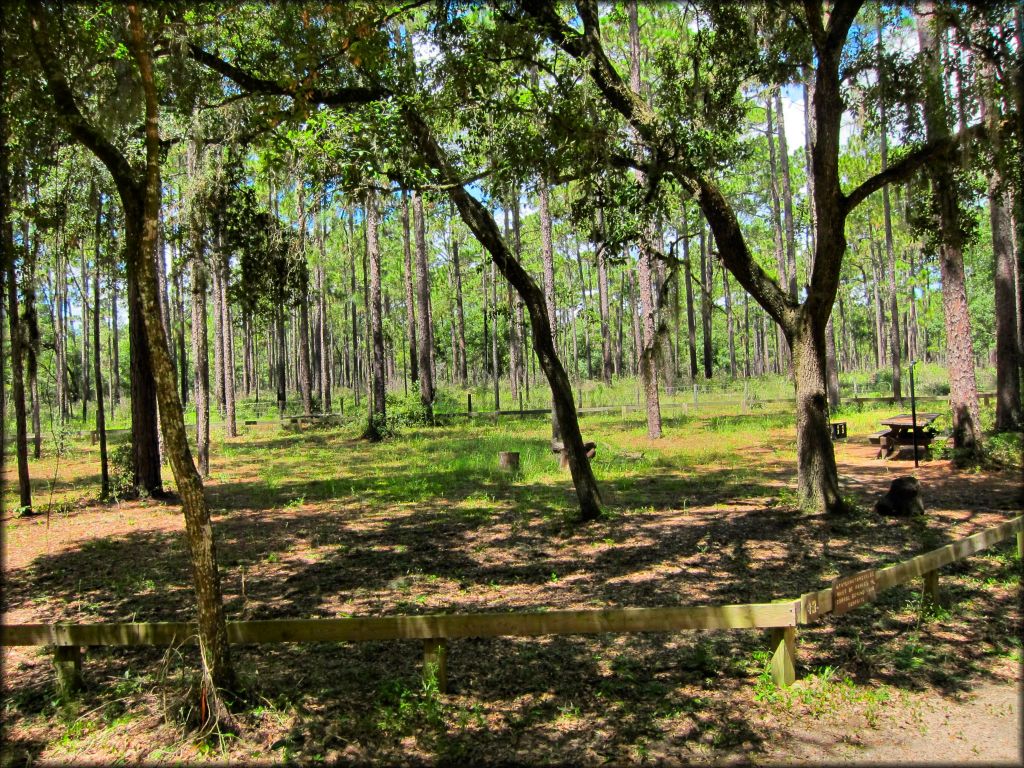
[
  {"xmin": 2, "ymin": 392, "xmax": 997, "ymax": 442},
  {"xmin": 2, "ymin": 515, "xmax": 1020, "ymax": 696}
]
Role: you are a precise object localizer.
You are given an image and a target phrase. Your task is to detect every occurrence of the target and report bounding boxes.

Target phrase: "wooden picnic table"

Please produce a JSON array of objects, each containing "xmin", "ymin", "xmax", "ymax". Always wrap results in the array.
[{"xmin": 872, "ymin": 412, "xmax": 940, "ymax": 459}]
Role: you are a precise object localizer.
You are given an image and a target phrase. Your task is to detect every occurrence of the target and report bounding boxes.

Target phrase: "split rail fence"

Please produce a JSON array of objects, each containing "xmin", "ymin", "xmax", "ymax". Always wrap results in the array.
[{"xmin": 2, "ymin": 516, "xmax": 1020, "ymax": 696}]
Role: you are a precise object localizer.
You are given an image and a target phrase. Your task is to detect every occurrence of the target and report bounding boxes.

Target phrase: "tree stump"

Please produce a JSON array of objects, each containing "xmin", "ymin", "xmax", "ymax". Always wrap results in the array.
[
  {"xmin": 498, "ymin": 451, "xmax": 520, "ymax": 471},
  {"xmin": 875, "ymin": 476, "xmax": 925, "ymax": 517},
  {"xmin": 559, "ymin": 442, "xmax": 597, "ymax": 470}
]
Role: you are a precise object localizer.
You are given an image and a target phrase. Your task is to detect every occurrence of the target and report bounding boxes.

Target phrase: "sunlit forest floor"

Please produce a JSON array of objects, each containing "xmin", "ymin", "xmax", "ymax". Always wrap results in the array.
[{"xmin": 2, "ymin": 402, "xmax": 1021, "ymax": 764}]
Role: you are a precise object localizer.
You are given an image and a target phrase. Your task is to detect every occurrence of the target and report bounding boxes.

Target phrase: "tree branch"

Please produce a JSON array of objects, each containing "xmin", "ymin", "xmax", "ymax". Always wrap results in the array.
[
  {"xmin": 842, "ymin": 119, "xmax": 992, "ymax": 215},
  {"xmin": 27, "ymin": 1, "xmax": 141, "ymax": 202},
  {"xmin": 188, "ymin": 44, "xmax": 386, "ymax": 107}
]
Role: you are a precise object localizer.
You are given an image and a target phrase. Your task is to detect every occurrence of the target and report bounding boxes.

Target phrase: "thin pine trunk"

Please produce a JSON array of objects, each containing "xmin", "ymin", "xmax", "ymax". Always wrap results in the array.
[
  {"xmin": 365, "ymin": 190, "xmax": 386, "ymax": 437},
  {"xmin": 220, "ymin": 253, "xmax": 236, "ymax": 437},
  {"xmin": 681, "ymin": 205, "xmax": 698, "ymax": 380},
  {"xmin": 413, "ymin": 190, "xmax": 434, "ymax": 418},
  {"xmin": 451, "ymin": 202, "xmax": 467, "ymax": 386},
  {"xmin": 1, "ymin": 43, "xmax": 31, "ymax": 511},
  {"xmin": 595, "ymin": 207, "xmax": 613, "ymax": 383},
  {"xmin": 698, "ymin": 212, "xmax": 713, "ymax": 378},
  {"xmin": 93, "ymin": 216, "xmax": 109, "ymax": 499},
  {"xmin": 402, "ymin": 190, "xmax": 418, "ymax": 383},
  {"xmin": 539, "ymin": 180, "xmax": 558, "ymax": 441}
]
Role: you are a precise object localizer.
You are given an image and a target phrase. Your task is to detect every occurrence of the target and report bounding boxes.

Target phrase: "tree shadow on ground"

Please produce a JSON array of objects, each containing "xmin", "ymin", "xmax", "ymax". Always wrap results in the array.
[{"xmin": 4, "ymin": 432, "xmax": 1020, "ymax": 763}]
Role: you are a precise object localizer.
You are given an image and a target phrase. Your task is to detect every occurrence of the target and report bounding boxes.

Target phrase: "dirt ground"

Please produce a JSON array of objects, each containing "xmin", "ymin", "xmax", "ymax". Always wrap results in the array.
[{"xmin": 2, "ymin": 428, "xmax": 1022, "ymax": 765}]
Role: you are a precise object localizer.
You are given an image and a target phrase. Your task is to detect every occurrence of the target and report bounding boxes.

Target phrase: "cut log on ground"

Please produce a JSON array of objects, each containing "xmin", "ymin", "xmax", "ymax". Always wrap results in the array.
[{"xmin": 498, "ymin": 451, "xmax": 520, "ymax": 471}]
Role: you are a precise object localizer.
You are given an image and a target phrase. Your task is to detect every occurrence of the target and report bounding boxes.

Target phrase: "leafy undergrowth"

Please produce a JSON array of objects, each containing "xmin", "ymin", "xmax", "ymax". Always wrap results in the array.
[{"xmin": 2, "ymin": 408, "xmax": 1021, "ymax": 765}]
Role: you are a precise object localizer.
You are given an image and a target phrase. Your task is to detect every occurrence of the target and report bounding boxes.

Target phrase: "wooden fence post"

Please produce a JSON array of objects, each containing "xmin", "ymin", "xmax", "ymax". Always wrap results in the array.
[
  {"xmin": 53, "ymin": 645, "xmax": 82, "ymax": 695},
  {"xmin": 923, "ymin": 570, "xmax": 940, "ymax": 609},
  {"xmin": 423, "ymin": 638, "xmax": 448, "ymax": 693},
  {"xmin": 769, "ymin": 627, "xmax": 796, "ymax": 688}
]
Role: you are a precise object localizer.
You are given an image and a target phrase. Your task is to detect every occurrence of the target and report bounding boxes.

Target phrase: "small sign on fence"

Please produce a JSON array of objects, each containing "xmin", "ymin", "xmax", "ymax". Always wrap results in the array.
[{"xmin": 832, "ymin": 569, "xmax": 878, "ymax": 615}]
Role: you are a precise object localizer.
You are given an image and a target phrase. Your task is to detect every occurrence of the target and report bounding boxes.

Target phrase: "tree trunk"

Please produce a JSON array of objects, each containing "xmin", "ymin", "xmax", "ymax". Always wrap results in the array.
[
  {"xmin": 93, "ymin": 206, "xmax": 109, "ymax": 499},
  {"xmin": 766, "ymin": 95, "xmax": 790, "ymax": 373},
  {"xmin": 628, "ymin": 0, "xmax": 662, "ymax": 438},
  {"xmin": 506, "ymin": 201, "xmax": 523, "ymax": 402},
  {"xmin": 318, "ymin": 260, "xmax": 331, "ymax": 411},
  {"xmin": 365, "ymin": 189, "xmax": 387, "ymax": 437},
  {"xmin": 413, "ymin": 190, "xmax": 434, "ymax": 418},
  {"xmin": 723, "ymin": 268, "xmax": 736, "ymax": 377},
  {"xmin": 775, "ymin": 91, "xmax": 799, "ymax": 301},
  {"xmin": 21, "ymin": 194, "xmax": 42, "ymax": 459},
  {"xmin": 595, "ymin": 206, "xmax": 613, "ymax": 384},
  {"xmin": 877, "ymin": 16, "xmax": 902, "ymax": 402},
  {"xmin": 296, "ymin": 186, "xmax": 313, "ymax": 417},
  {"xmin": 128, "ymin": 264, "xmax": 162, "ymax": 494},
  {"xmin": 187, "ymin": 139, "xmax": 210, "ymax": 477},
  {"xmin": 491, "ymin": 259, "xmax": 500, "ymax": 410},
  {"xmin": 450, "ymin": 202, "xmax": 467, "ymax": 386},
  {"xmin": 539, "ymin": 180, "xmax": 560, "ymax": 443},
  {"xmin": 211, "ymin": 250, "xmax": 225, "ymax": 415},
  {"xmin": 220, "ymin": 251, "xmax": 236, "ymax": 437},
  {"xmin": 1, "ymin": 26, "xmax": 32, "ymax": 511},
  {"xmin": 402, "ymin": 105, "xmax": 602, "ymax": 521},
  {"xmin": 698, "ymin": 212, "xmax": 713, "ymax": 378},
  {"xmin": 110, "ymin": 268, "xmax": 120, "ymax": 408},
  {"xmin": 402, "ymin": 190, "xmax": 418, "ymax": 384},
  {"xmin": 681, "ymin": 205, "xmax": 698, "ymax": 380},
  {"xmin": 55, "ymin": 247, "xmax": 67, "ymax": 421},
  {"xmin": 791, "ymin": 315, "xmax": 842, "ymax": 512},
  {"xmin": 917, "ymin": 5, "xmax": 982, "ymax": 450},
  {"xmin": 130, "ymin": 5, "xmax": 237, "ymax": 700},
  {"xmin": 175, "ymin": 262, "xmax": 187, "ymax": 407},
  {"xmin": 81, "ymin": 239, "xmax": 90, "ymax": 422},
  {"xmin": 981, "ymin": 64, "xmax": 1023, "ymax": 431}
]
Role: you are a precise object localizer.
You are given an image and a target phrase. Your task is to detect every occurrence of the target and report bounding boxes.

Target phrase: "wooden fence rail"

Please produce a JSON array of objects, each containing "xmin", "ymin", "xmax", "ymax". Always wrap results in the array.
[{"xmin": 2, "ymin": 516, "xmax": 1020, "ymax": 697}]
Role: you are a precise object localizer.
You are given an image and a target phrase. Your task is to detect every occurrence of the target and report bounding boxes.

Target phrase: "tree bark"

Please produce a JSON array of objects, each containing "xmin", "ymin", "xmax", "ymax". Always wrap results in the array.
[
  {"xmin": 80, "ymin": 238, "xmax": 90, "ymax": 422},
  {"xmin": 296, "ymin": 184, "xmax": 313, "ymax": 417},
  {"xmin": 698, "ymin": 211, "xmax": 713, "ymax": 378},
  {"xmin": 766, "ymin": 94, "xmax": 791, "ymax": 373},
  {"xmin": 877, "ymin": 14, "xmax": 902, "ymax": 402},
  {"xmin": 187, "ymin": 138, "xmax": 211, "ymax": 477},
  {"xmin": 723, "ymin": 267, "xmax": 736, "ymax": 377},
  {"xmin": 790, "ymin": 315, "xmax": 842, "ymax": 512},
  {"xmin": 981, "ymin": 61, "xmax": 1023, "ymax": 431},
  {"xmin": 917, "ymin": 5, "xmax": 982, "ymax": 450},
  {"xmin": 401, "ymin": 105, "xmax": 602, "ymax": 521},
  {"xmin": 219, "ymin": 248, "xmax": 237, "ymax": 437},
  {"xmin": 538, "ymin": 180, "xmax": 560, "ymax": 442},
  {"xmin": 413, "ymin": 190, "xmax": 434, "ymax": 418},
  {"xmin": 211, "ymin": 246, "xmax": 225, "ymax": 415},
  {"xmin": 93, "ymin": 200, "xmax": 109, "ymax": 499},
  {"xmin": 775, "ymin": 92, "xmax": 799, "ymax": 301},
  {"xmin": 317, "ymin": 226, "xmax": 331, "ymax": 411},
  {"xmin": 627, "ymin": 0, "xmax": 662, "ymax": 438},
  {"xmin": 55, "ymin": 244, "xmax": 67, "ymax": 421},
  {"xmin": 30, "ymin": 2, "xmax": 240, "ymax": 701},
  {"xmin": 681, "ymin": 204, "xmax": 698, "ymax": 380},
  {"xmin": 491, "ymin": 259, "xmax": 500, "ymax": 409},
  {"xmin": 110, "ymin": 266, "xmax": 120, "ymax": 408},
  {"xmin": 365, "ymin": 189, "xmax": 387, "ymax": 437},
  {"xmin": 595, "ymin": 206, "xmax": 613, "ymax": 383},
  {"xmin": 450, "ymin": 201, "xmax": 467, "ymax": 386},
  {"xmin": 20, "ymin": 186, "xmax": 42, "ymax": 459},
  {"xmin": 402, "ymin": 190, "xmax": 418, "ymax": 384},
  {"xmin": 1, "ymin": 20, "xmax": 32, "ymax": 511}
]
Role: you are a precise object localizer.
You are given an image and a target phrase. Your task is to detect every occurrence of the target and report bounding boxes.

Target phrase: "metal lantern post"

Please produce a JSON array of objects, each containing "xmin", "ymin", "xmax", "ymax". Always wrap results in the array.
[{"xmin": 909, "ymin": 360, "xmax": 919, "ymax": 468}]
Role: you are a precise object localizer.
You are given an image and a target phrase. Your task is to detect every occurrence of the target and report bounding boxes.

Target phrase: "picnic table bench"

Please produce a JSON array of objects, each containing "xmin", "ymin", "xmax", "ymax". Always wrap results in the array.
[{"xmin": 872, "ymin": 413, "xmax": 940, "ymax": 459}]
